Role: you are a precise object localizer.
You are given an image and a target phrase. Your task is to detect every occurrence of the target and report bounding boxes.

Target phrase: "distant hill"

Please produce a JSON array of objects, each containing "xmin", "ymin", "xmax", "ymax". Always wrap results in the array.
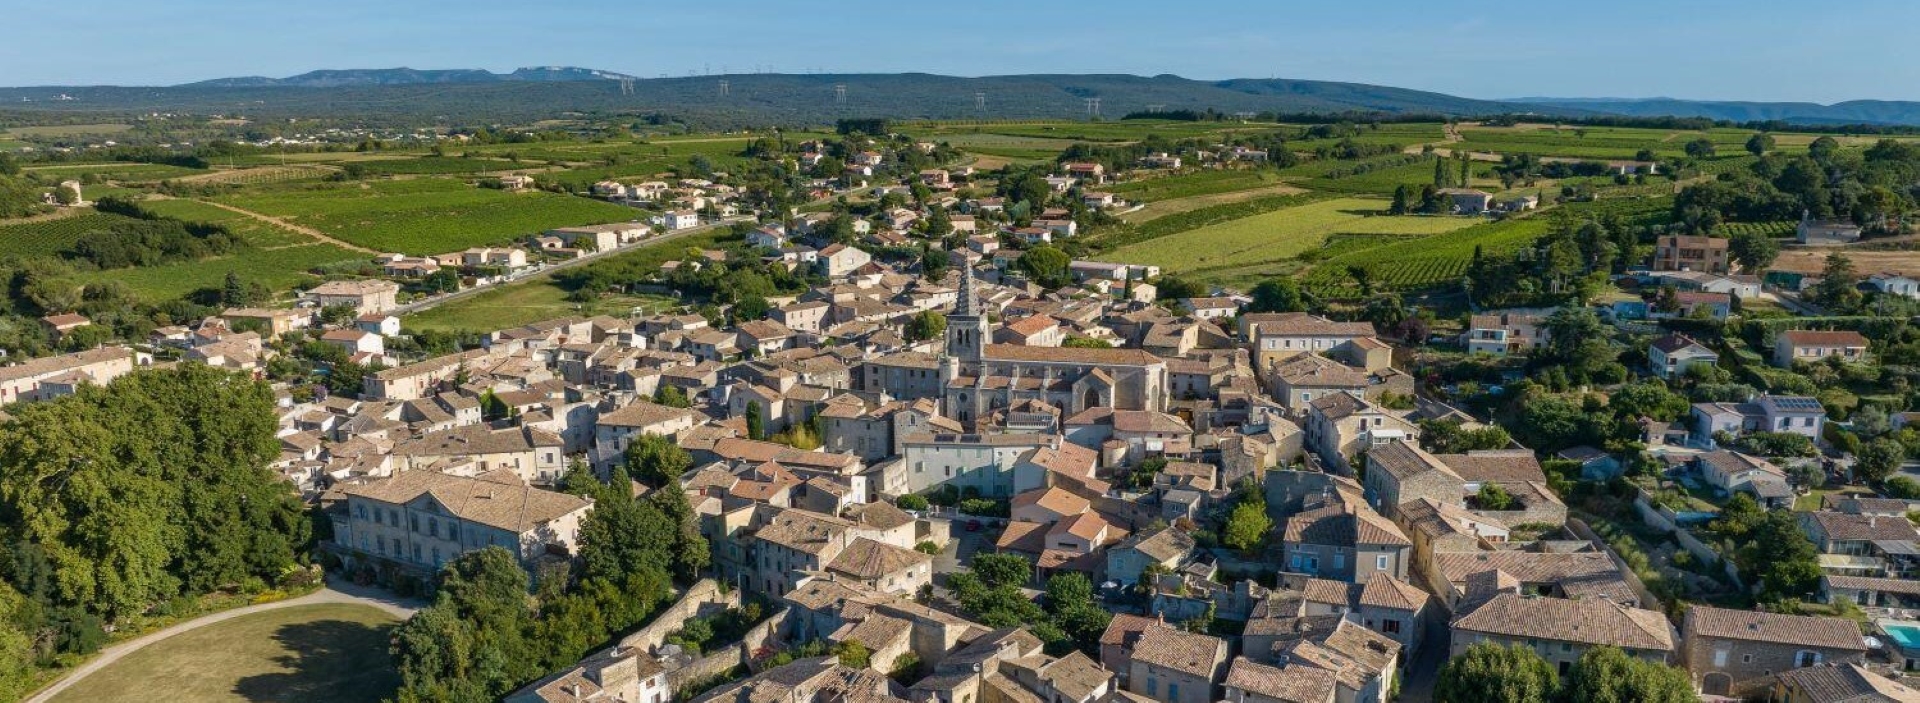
[
  {"xmin": 0, "ymin": 70, "xmax": 1573, "ymax": 128},
  {"xmin": 179, "ymin": 66, "xmax": 639, "ymax": 88},
  {"xmin": 1515, "ymin": 96, "xmax": 1920, "ymax": 126}
]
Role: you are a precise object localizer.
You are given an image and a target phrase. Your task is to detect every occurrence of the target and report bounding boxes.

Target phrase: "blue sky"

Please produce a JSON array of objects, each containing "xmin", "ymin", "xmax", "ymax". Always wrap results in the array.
[{"xmin": 8, "ymin": 0, "xmax": 1919, "ymax": 103}]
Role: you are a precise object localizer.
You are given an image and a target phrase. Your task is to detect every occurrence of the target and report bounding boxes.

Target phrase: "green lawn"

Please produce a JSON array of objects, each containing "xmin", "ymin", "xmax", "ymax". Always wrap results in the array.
[
  {"xmin": 1101, "ymin": 197, "xmax": 1474, "ymax": 274},
  {"xmin": 46, "ymin": 603, "xmax": 401, "ymax": 703}
]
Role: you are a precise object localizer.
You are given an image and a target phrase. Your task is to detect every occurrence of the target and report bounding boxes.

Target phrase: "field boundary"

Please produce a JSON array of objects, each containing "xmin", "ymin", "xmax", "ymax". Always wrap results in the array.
[{"xmin": 197, "ymin": 200, "xmax": 377, "ymax": 253}]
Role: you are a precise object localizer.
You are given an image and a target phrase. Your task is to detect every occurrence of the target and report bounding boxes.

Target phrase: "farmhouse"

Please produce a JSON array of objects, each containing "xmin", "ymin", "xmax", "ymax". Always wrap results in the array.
[
  {"xmin": 309, "ymin": 279, "xmax": 401, "ymax": 315},
  {"xmin": 1774, "ymin": 330, "xmax": 1870, "ymax": 368}
]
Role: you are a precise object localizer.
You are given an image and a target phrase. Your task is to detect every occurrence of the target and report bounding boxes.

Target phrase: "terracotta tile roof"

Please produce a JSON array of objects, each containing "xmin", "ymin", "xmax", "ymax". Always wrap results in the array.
[
  {"xmin": 1434, "ymin": 551, "xmax": 1619, "ymax": 587},
  {"xmin": 1225, "ymin": 658, "xmax": 1338, "ymax": 703},
  {"xmin": 1272, "ymin": 354, "xmax": 1369, "ymax": 387},
  {"xmin": 1246, "ymin": 313, "xmax": 1374, "ymax": 338},
  {"xmin": 1100, "ymin": 612, "xmax": 1159, "ymax": 648},
  {"xmin": 1452, "ymin": 594, "xmax": 1673, "ymax": 651},
  {"xmin": 1780, "ymin": 330, "xmax": 1870, "ymax": 346},
  {"xmin": 1437, "ymin": 450, "xmax": 1545, "ymax": 483},
  {"xmin": 342, "ymin": 469, "xmax": 589, "ymax": 533},
  {"xmin": 1684, "ymin": 605, "xmax": 1866, "ymax": 651},
  {"xmin": 1012, "ymin": 487, "xmax": 1090, "ymax": 517},
  {"xmin": 392, "ymin": 424, "xmax": 561, "ymax": 457},
  {"xmin": 983, "ymin": 343, "xmax": 1162, "ymax": 366},
  {"xmin": 753, "ymin": 506, "xmax": 857, "ymax": 555},
  {"xmin": 1284, "ymin": 505, "xmax": 1411, "ymax": 547},
  {"xmin": 1774, "ymin": 663, "xmax": 1920, "ymax": 703},
  {"xmin": 1367, "ymin": 440, "xmax": 1459, "ymax": 482},
  {"xmin": 826, "ymin": 537, "xmax": 930, "ymax": 581},
  {"xmin": 1301, "ymin": 578, "xmax": 1351, "ymax": 606},
  {"xmin": 846, "ymin": 502, "xmax": 915, "ymax": 531},
  {"xmin": 1112, "ymin": 410, "xmax": 1191, "ymax": 434},
  {"xmin": 1131, "ymin": 623, "xmax": 1225, "ymax": 677},
  {"xmin": 1809, "ymin": 511, "xmax": 1920, "ymax": 543},
  {"xmin": 1004, "ymin": 315, "xmax": 1058, "ymax": 337},
  {"xmin": 598, "ymin": 400, "xmax": 700, "ymax": 428},
  {"xmin": 996, "ymin": 520, "xmax": 1049, "ymax": 554},
  {"xmin": 1357, "ymin": 575, "xmax": 1431, "ymax": 612}
]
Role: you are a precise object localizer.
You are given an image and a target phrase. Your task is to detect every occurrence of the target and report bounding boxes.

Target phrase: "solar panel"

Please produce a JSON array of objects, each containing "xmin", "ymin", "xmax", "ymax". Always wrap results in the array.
[{"xmin": 1768, "ymin": 396, "xmax": 1823, "ymax": 411}]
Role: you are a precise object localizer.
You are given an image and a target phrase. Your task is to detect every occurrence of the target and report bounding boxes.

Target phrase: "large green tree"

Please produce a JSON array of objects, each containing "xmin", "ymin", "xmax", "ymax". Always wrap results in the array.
[
  {"xmin": 624, "ymin": 433, "xmax": 693, "ymax": 488},
  {"xmin": 0, "ymin": 364, "xmax": 308, "ymax": 620},
  {"xmin": 1435, "ymin": 642, "xmax": 1558, "ymax": 703},
  {"xmin": 1222, "ymin": 496, "xmax": 1272, "ymax": 552},
  {"xmin": 1017, "ymin": 246, "xmax": 1072, "ymax": 289},
  {"xmin": 1562, "ymin": 646, "xmax": 1694, "ymax": 703},
  {"xmin": 391, "ymin": 547, "xmax": 541, "ymax": 703}
]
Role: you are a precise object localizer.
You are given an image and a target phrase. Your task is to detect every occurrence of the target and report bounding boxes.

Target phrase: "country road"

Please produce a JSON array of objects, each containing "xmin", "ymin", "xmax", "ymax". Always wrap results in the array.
[
  {"xmin": 392, "ymin": 215, "xmax": 748, "ymax": 317},
  {"xmin": 24, "ymin": 576, "xmax": 422, "ymax": 703}
]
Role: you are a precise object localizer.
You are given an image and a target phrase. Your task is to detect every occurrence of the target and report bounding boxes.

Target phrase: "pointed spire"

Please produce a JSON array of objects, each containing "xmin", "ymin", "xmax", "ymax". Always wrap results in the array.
[{"xmin": 956, "ymin": 262, "xmax": 979, "ymax": 317}]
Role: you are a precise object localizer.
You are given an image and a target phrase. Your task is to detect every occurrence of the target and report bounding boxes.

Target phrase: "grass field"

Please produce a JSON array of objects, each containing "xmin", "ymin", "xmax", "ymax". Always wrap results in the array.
[
  {"xmin": 405, "ymin": 229, "xmax": 726, "ymax": 332},
  {"xmin": 46, "ymin": 603, "xmax": 400, "ymax": 703},
  {"xmin": 1102, "ymin": 197, "xmax": 1475, "ymax": 274},
  {"xmin": 136, "ymin": 199, "xmax": 317, "ymax": 248},
  {"xmin": 217, "ymin": 179, "xmax": 643, "ymax": 254},
  {"xmin": 74, "ymin": 243, "xmax": 363, "ymax": 300}
]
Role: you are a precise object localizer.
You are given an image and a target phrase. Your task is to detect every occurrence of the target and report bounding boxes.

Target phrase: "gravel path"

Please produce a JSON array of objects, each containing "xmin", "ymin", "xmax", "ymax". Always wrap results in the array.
[{"xmin": 25, "ymin": 576, "xmax": 421, "ymax": 703}]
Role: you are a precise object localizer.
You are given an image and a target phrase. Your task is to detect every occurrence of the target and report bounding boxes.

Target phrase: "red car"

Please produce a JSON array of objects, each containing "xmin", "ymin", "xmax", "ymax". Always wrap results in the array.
[{"xmin": 965, "ymin": 519, "xmax": 983, "ymax": 532}]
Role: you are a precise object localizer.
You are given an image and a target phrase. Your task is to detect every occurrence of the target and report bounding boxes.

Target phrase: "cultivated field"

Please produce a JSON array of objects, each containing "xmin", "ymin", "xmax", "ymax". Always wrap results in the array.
[
  {"xmin": 136, "ymin": 198, "xmax": 318, "ymax": 248},
  {"xmin": 1101, "ymin": 197, "xmax": 1475, "ymax": 274},
  {"xmin": 215, "ymin": 179, "xmax": 643, "ymax": 254},
  {"xmin": 73, "ymin": 243, "xmax": 363, "ymax": 300},
  {"xmin": 23, "ymin": 162, "xmax": 209, "ymax": 182},
  {"xmin": 1772, "ymin": 248, "xmax": 1920, "ymax": 277},
  {"xmin": 1301, "ymin": 216, "xmax": 1553, "ymax": 296},
  {"xmin": 0, "ymin": 211, "xmax": 140, "ymax": 258},
  {"xmin": 175, "ymin": 165, "xmax": 335, "ymax": 186},
  {"xmin": 45, "ymin": 603, "xmax": 401, "ymax": 703},
  {"xmin": 4, "ymin": 123, "xmax": 133, "ymax": 137}
]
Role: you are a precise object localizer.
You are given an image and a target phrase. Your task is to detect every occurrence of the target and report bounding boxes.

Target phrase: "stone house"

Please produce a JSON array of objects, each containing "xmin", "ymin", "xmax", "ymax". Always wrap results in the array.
[
  {"xmin": 1125, "ymin": 621, "xmax": 1228, "ymax": 703},
  {"xmin": 1682, "ymin": 605, "xmax": 1869, "ymax": 697},
  {"xmin": 1450, "ymin": 594, "xmax": 1675, "ymax": 677}
]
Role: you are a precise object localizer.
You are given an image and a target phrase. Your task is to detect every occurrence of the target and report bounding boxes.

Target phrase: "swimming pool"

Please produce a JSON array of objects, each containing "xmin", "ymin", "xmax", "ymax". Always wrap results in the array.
[{"xmin": 1881, "ymin": 622, "xmax": 1920, "ymax": 649}]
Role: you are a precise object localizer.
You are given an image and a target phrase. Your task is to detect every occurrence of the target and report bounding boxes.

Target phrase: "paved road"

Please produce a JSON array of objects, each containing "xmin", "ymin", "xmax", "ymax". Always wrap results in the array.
[
  {"xmin": 393, "ymin": 216, "xmax": 748, "ymax": 317},
  {"xmin": 24, "ymin": 576, "xmax": 422, "ymax": 703}
]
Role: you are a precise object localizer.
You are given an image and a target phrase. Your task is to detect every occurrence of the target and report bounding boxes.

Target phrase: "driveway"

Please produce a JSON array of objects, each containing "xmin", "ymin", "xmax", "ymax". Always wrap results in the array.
[{"xmin": 25, "ymin": 575, "xmax": 422, "ymax": 703}]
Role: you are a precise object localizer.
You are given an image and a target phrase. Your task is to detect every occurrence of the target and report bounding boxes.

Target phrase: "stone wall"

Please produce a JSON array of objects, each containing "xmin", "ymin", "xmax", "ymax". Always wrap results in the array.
[
  {"xmin": 621, "ymin": 579, "xmax": 739, "ymax": 655},
  {"xmin": 667, "ymin": 607, "xmax": 792, "ymax": 694},
  {"xmin": 1631, "ymin": 489, "xmax": 1744, "ymax": 587}
]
